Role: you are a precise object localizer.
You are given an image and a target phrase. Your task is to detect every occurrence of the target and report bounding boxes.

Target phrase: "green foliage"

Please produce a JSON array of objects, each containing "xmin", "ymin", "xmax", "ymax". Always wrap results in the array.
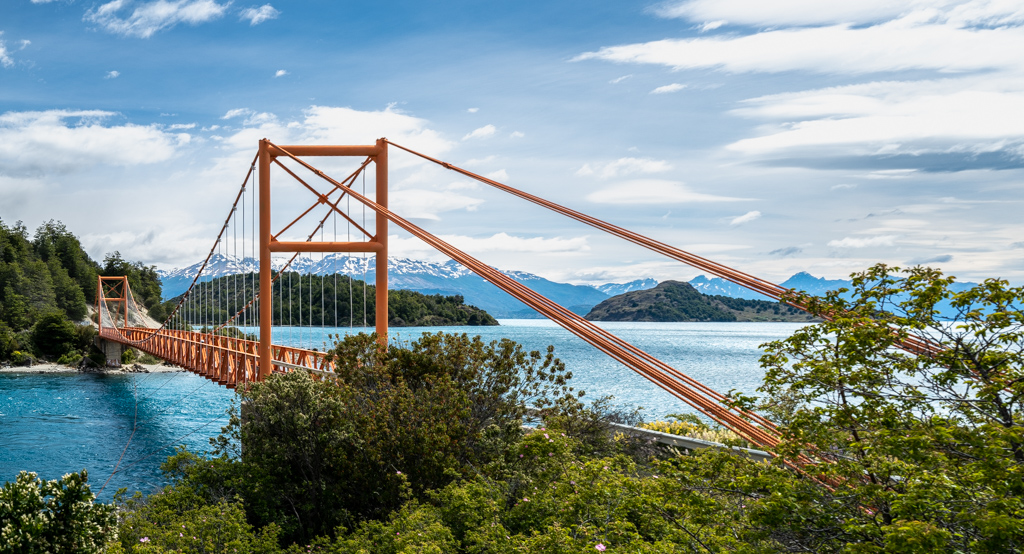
[
  {"xmin": 30, "ymin": 311, "xmax": 78, "ymax": 359},
  {"xmin": 748, "ymin": 264, "xmax": 1024, "ymax": 552},
  {"xmin": 0, "ymin": 470, "xmax": 114, "ymax": 554},
  {"xmin": 121, "ymin": 348, "xmax": 137, "ymax": 365},
  {"xmin": 10, "ymin": 350, "xmax": 33, "ymax": 366},
  {"xmin": 112, "ymin": 488, "xmax": 281, "ymax": 554},
  {"xmin": 0, "ymin": 218, "xmax": 160, "ymax": 361}
]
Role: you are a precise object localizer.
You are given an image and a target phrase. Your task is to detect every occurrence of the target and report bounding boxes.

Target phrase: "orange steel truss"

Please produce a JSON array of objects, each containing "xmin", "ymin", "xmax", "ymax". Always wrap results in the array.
[
  {"xmin": 257, "ymin": 139, "xmax": 389, "ymax": 380},
  {"xmin": 97, "ymin": 275, "xmax": 130, "ymax": 333}
]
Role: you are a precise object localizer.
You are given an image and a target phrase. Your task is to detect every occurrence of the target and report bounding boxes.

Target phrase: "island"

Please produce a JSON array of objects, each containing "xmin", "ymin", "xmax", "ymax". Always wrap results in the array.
[{"xmin": 584, "ymin": 280, "xmax": 816, "ymax": 322}]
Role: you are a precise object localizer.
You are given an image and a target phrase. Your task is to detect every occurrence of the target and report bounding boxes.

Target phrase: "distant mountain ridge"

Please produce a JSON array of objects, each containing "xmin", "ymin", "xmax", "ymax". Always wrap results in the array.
[
  {"xmin": 158, "ymin": 256, "xmax": 902, "ymax": 320},
  {"xmin": 157, "ymin": 255, "xmax": 651, "ymax": 318}
]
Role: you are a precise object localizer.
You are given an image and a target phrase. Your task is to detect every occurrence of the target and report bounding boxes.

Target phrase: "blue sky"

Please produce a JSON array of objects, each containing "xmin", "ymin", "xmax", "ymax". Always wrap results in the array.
[{"xmin": 2, "ymin": 0, "xmax": 1023, "ymax": 285}]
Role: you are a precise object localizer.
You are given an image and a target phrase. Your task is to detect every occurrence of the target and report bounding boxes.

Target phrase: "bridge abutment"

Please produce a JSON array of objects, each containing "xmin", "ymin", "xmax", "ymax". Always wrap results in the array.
[{"xmin": 95, "ymin": 337, "xmax": 123, "ymax": 367}]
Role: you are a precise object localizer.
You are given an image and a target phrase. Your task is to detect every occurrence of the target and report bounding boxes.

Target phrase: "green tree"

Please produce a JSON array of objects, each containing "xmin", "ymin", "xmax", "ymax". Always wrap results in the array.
[
  {"xmin": 30, "ymin": 310, "xmax": 78, "ymax": 359},
  {"xmin": 0, "ymin": 470, "xmax": 114, "ymax": 554},
  {"xmin": 743, "ymin": 264, "xmax": 1024, "ymax": 552}
]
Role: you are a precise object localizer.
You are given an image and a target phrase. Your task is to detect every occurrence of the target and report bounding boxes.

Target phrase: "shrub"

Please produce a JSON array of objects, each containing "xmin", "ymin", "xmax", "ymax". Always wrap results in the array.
[
  {"xmin": 0, "ymin": 470, "xmax": 114, "ymax": 554},
  {"xmin": 121, "ymin": 348, "xmax": 137, "ymax": 365},
  {"xmin": 56, "ymin": 351, "xmax": 83, "ymax": 366},
  {"xmin": 29, "ymin": 311, "xmax": 77, "ymax": 359},
  {"xmin": 10, "ymin": 350, "xmax": 33, "ymax": 366}
]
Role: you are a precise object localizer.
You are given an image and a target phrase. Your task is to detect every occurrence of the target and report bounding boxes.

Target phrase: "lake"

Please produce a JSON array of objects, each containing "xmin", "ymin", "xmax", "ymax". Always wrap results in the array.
[{"xmin": 0, "ymin": 320, "xmax": 805, "ymax": 500}]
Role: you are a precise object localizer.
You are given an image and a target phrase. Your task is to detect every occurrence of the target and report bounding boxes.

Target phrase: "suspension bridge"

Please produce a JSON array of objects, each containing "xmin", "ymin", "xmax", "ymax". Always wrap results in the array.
[{"xmin": 94, "ymin": 138, "xmax": 938, "ymax": 456}]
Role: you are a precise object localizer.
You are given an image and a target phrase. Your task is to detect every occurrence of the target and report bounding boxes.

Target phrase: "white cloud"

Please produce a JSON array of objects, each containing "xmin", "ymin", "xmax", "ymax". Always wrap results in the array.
[
  {"xmin": 0, "ymin": 110, "xmax": 187, "ymax": 176},
  {"xmin": 586, "ymin": 179, "xmax": 748, "ymax": 204},
  {"xmin": 578, "ymin": 3, "xmax": 1024, "ymax": 168},
  {"xmin": 274, "ymin": 69, "xmax": 287, "ymax": 77},
  {"xmin": 609, "ymin": 74, "xmax": 632, "ymax": 84},
  {"xmin": 463, "ymin": 124, "xmax": 496, "ymax": 140},
  {"xmin": 168, "ymin": 123, "xmax": 196, "ymax": 130},
  {"xmin": 105, "ymin": 70, "xmax": 120, "ymax": 79},
  {"xmin": 827, "ymin": 235, "xmax": 897, "ymax": 248},
  {"xmin": 388, "ymin": 232, "xmax": 590, "ymax": 261},
  {"xmin": 575, "ymin": 12, "xmax": 1024, "ymax": 76},
  {"xmin": 484, "ymin": 169, "xmax": 509, "ymax": 181},
  {"xmin": 467, "ymin": 107, "xmax": 479, "ymax": 113},
  {"xmin": 727, "ymin": 80, "xmax": 1024, "ymax": 158},
  {"xmin": 221, "ymin": 107, "xmax": 253, "ymax": 119},
  {"xmin": 18, "ymin": 40, "xmax": 31, "ymax": 50},
  {"xmin": 509, "ymin": 131, "xmax": 524, "ymax": 138},
  {"xmin": 448, "ymin": 232, "xmax": 589, "ymax": 254},
  {"xmin": 730, "ymin": 210, "xmax": 761, "ymax": 225},
  {"xmin": 389, "ymin": 189, "xmax": 483, "ymax": 221},
  {"xmin": 575, "ymin": 157, "xmax": 672, "ymax": 179},
  {"xmin": 85, "ymin": 0, "xmax": 229, "ymax": 38},
  {"xmin": 651, "ymin": 83, "xmax": 687, "ymax": 94},
  {"xmin": 654, "ymin": 0, "xmax": 1024, "ymax": 28},
  {"xmin": 699, "ymin": 20, "xmax": 726, "ymax": 31},
  {"xmin": 0, "ymin": 33, "xmax": 14, "ymax": 68},
  {"xmin": 240, "ymin": 4, "xmax": 279, "ymax": 25}
]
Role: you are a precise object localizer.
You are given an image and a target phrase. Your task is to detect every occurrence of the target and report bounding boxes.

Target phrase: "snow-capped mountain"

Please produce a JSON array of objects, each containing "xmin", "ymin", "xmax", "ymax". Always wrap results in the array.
[
  {"xmin": 594, "ymin": 279, "xmax": 658, "ymax": 297},
  {"xmin": 158, "ymin": 255, "xmax": 622, "ymax": 318}
]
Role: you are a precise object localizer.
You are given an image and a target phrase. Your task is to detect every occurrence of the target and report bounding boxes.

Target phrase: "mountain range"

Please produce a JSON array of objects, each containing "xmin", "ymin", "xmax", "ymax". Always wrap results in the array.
[{"xmin": 156, "ymin": 255, "xmax": 872, "ymax": 319}]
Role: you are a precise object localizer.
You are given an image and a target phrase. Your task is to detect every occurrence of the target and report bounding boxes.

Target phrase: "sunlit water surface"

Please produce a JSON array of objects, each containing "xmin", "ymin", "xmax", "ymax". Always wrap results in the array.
[{"xmin": 1, "ymin": 320, "xmax": 804, "ymax": 500}]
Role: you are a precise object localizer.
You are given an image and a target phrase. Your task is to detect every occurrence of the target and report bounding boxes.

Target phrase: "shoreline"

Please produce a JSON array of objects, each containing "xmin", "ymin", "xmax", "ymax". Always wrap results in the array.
[{"xmin": 0, "ymin": 362, "xmax": 184, "ymax": 375}]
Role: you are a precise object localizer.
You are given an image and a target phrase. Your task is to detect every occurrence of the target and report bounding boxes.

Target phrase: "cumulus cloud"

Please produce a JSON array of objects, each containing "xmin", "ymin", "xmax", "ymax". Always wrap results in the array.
[
  {"xmin": 828, "ymin": 235, "xmax": 897, "ymax": 248},
  {"xmin": 586, "ymin": 179, "xmax": 748, "ymax": 204},
  {"xmin": 509, "ymin": 131, "xmax": 524, "ymax": 138},
  {"xmin": 389, "ymin": 189, "xmax": 483, "ymax": 221},
  {"xmin": 0, "ymin": 110, "xmax": 187, "ymax": 176},
  {"xmin": 730, "ymin": 210, "xmax": 761, "ymax": 225},
  {"xmin": 85, "ymin": 0, "xmax": 229, "ymax": 38},
  {"xmin": 240, "ymin": 4, "xmax": 279, "ymax": 25},
  {"xmin": 463, "ymin": 124, "xmax": 496, "ymax": 140},
  {"xmin": 576, "ymin": 157, "xmax": 672, "ymax": 178},
  {"xmin": 105, "ymin": 70, "xmax": 120, "ymax": 79},
  {"xmin": 651, "ymin": 83, "xmax": 687, "ymax": 94},
  {"xmin": 467, "ymin": 107, "xmax": 479, "ymax": 113},
  {"xmin": 216, "ymin": 104, "xmax": 454, "ymax": 164},
  {"xmin": 274, "ymin": 69, "xmax": 287, "ymax": 77}
]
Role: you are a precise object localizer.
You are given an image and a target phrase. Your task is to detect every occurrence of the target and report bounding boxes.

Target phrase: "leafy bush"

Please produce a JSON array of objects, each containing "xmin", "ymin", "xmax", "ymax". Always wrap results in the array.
[
  {"xmin": 10, "ymin": 350, "xmax": 33, "ymax": 366},
  {"xmin": 56, "ymin": 351, "xmax": 83, "ymax": 366},
  {"xmin": 29, "ymin": 311, "xmax": 77, "ymax": 359},
  {"xmin": 0, "ymin": 470, "xmax": 114, "ymax": 554},
  {"xmin": 111, "ymin": 490, "xmax": 280, "ymax": 554},
  {"xmin": 121, "ymin": 348, "xmax": 137, "ymax": 365}
]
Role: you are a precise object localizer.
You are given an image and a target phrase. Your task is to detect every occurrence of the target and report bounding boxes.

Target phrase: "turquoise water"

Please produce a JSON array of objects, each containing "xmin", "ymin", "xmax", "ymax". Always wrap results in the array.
[{"xmin": 0, "ymin": 320, "xmax": 804, "ymax": 500}]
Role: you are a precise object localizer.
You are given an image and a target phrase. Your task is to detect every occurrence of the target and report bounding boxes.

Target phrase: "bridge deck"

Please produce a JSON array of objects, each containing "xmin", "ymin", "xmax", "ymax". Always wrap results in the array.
[{"xmin": 101, "ymin": 327, "xmax": 332, "ymax": 388}]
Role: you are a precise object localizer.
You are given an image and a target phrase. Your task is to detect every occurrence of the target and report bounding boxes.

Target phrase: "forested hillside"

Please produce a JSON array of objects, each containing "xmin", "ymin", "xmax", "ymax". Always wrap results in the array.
[
  {"xmin": 171, "ymin": 272, "xmax": 499, "ymax": 328},
  {"xmin": 0, "ymin": 219, "xmax": 165, "ymax": 363},
  {"xmin": 585, "ymin": 280, "xmax": 815, "ymax": 322}
]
